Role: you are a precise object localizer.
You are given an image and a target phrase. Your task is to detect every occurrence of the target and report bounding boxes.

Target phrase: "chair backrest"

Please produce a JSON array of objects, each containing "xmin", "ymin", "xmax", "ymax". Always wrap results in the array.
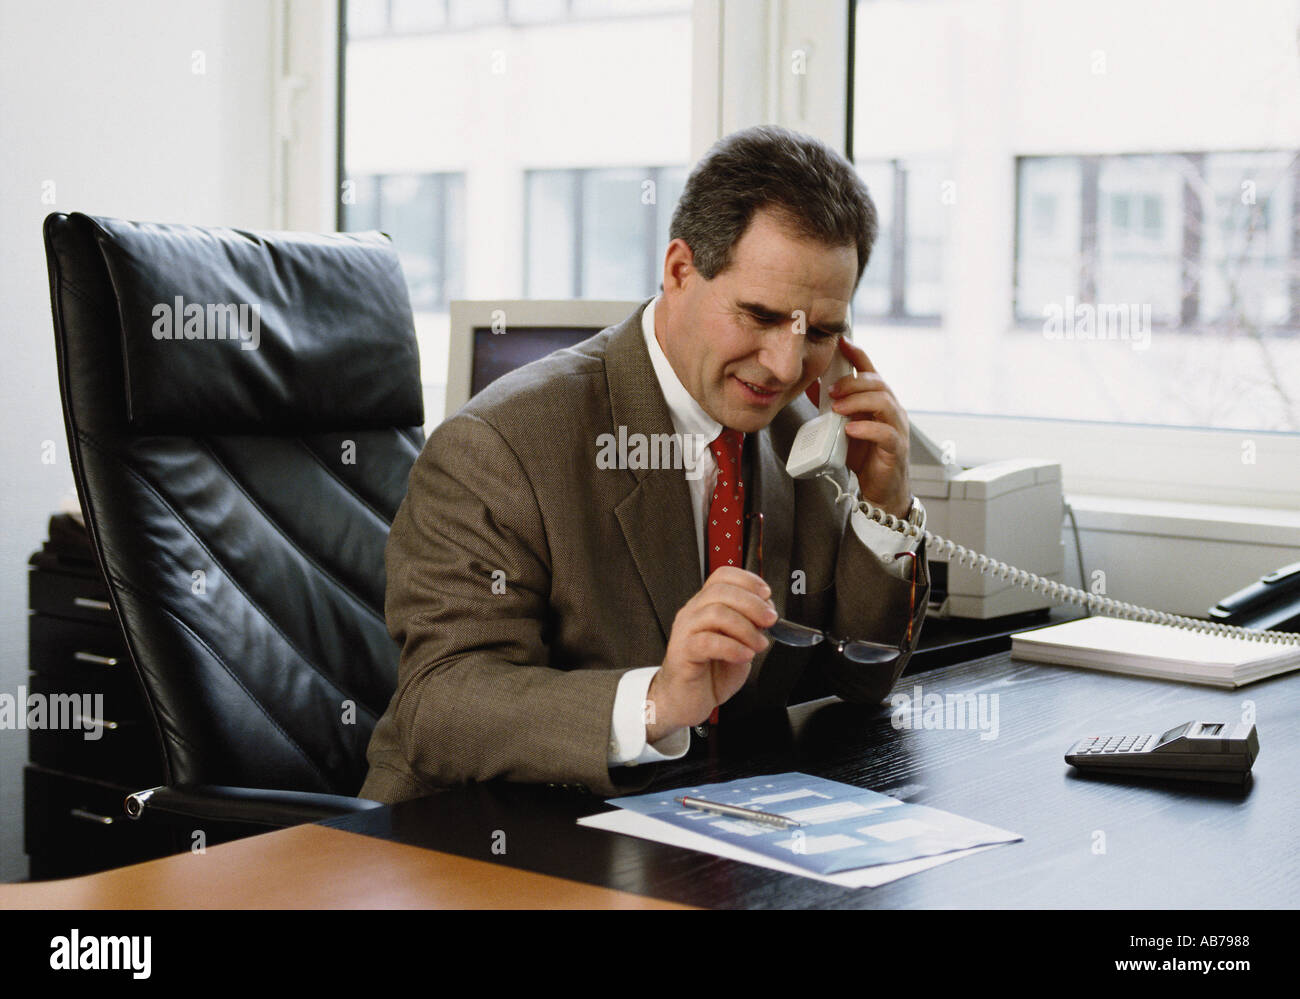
[{"xmin": 44, "ymin": 212, "xmax": 424, "ymax": 795}]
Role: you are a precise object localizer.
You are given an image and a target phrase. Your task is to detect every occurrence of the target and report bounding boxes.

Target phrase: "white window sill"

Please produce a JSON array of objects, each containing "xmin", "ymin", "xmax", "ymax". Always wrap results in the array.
[
  {"xmin": 1059, "ymin": 493, "xmax": 1300, "ymax": 616},
  {"xmin": 1065, "ymin": 493, "xmax": 1300, "ymax": 548}
]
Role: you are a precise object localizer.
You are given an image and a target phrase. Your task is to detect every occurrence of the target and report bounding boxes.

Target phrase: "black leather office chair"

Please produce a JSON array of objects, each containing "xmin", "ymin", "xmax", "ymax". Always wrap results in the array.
[{"xmin": 43, "ymin": 212, "xmax": 424, "ymax": 834}]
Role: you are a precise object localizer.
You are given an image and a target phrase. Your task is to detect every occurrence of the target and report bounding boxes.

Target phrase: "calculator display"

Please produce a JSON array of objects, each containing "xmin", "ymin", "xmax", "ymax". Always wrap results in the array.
[{"xmin": 1158, "ymin": 722, "xmax": 1191, "ymax": 745}]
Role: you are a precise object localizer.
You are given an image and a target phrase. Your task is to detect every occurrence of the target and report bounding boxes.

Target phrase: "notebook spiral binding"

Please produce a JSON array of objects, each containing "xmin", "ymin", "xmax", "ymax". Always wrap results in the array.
[{"xmin": 820, "ymin": 472, "xmax": 1300, "ymax": 647}]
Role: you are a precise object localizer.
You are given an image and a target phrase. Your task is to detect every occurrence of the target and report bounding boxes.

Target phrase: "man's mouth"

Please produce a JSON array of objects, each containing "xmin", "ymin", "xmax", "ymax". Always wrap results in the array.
[{"xmin": 732, "ymin": 375, "xmax": 783, "ymax": 403}]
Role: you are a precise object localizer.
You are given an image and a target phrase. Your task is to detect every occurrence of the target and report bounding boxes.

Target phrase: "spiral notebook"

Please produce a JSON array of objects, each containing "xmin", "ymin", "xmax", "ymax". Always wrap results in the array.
[{"xmin": 1010, "ymin": 616, "xmax": 1300, "ymax": 688}]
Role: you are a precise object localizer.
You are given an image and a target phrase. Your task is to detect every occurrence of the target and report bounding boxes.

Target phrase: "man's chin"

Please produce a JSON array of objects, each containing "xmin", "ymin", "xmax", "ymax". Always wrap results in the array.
[{"xmin": 718, "ymin": 395, "xmax": 792, "ymax": 433}]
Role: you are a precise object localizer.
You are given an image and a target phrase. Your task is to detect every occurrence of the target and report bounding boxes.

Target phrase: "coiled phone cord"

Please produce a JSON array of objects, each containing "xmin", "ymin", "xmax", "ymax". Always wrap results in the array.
[{"xmin": 820, "ymin": 472, "xmax": 1300, "ymax": 646}]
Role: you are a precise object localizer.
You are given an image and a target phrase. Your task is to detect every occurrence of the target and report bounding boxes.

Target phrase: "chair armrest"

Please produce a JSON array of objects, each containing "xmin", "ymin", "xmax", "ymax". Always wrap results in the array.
[{"xmin": 125, "ymin": 784, "xmax": 384, "ymax": 827}]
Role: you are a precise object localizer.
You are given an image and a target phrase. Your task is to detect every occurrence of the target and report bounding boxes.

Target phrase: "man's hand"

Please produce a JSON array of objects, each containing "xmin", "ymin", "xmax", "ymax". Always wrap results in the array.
[
  {"xmin": 827, "ymin": 337, "xmax": 911, "ymax": 519},
  {"xmin": 645, "ymin": 566, "xmax": 777, "ymax": 744}
]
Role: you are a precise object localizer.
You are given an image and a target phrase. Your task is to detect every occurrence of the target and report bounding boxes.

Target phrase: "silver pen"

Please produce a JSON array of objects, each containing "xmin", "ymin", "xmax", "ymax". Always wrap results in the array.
[{"xmin": 674, "ymin": 795, "xmax": 804, "ymax": 829}]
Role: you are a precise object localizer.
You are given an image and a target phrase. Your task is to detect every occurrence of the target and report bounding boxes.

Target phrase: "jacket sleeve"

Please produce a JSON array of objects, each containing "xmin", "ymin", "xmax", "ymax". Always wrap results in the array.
[
  {"xmin": 374, "ymin": 411, "xmax": 654, "ymax": 797},
  {"xmin": 819, "ymin": 508, "xmax": 931, "ymax": 706}
]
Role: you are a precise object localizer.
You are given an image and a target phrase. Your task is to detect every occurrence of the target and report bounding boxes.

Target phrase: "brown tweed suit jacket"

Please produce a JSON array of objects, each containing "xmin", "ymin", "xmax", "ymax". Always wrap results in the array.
[{"xmin": 360, "ymin": 299, "xmax": 929, "ymax": 802}]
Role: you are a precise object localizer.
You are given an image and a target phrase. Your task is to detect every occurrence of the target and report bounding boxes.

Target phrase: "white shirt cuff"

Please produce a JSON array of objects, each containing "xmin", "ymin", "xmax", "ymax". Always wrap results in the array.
[
  {"xmin": 608, "ymin": 667, "xmax": 690, "ymax": 766},
  {"xmin": 848, "ymin": 484, "xmax": 922, "ymax": 579}
]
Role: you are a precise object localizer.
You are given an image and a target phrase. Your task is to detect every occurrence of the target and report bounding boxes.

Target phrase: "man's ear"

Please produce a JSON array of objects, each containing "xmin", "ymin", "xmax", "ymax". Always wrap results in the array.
[{"xmin": 661, "ymin": 238, "xmax": 698, "ymax": 295}]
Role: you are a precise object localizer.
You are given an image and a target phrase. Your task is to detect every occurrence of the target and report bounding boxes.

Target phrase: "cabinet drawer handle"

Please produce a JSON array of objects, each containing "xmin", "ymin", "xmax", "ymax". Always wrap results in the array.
[
  {"xmin": 73, "ymin": 597, "xmax": 111, "ymax": 612},
  {"xmin": 69, "ymin": 808, "xmax": 114, "ymax": 826},
  {"xmin": 74, "ymin": 651, "xmax": 119, "ymax": 667}
]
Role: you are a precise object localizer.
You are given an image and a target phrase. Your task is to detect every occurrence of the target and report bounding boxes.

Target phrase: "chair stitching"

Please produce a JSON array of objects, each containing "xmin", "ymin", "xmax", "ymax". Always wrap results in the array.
[
  {"xmin": 110, "ymin": 575, "xmax": 338, "ymax": 791},
  {"xmin": 76, "ymin": 429, "xmax": 383, "ymax": 722},
  {"xmin": 293, "ymin": 436, "xmax": 395, "ymax": 526},
  {"xmin": 58, "ymin": 276, "xmax": 101, "ymax": 310},
  {"xmin": 198, "ymin": 438, "xmax": 387, "ymax": 624}
]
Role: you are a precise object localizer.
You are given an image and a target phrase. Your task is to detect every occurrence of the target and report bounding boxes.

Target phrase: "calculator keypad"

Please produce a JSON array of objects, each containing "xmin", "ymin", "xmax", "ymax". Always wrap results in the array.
[{"xmin": 1073, "ymin": 735, "xmax": 1154, "ymax": 755}]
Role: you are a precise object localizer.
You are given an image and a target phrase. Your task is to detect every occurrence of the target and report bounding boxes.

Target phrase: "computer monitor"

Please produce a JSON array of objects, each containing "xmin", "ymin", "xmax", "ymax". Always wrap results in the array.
[{"xmin": 444, "ymin": 299, "xmax": 642, "ymax": 420}]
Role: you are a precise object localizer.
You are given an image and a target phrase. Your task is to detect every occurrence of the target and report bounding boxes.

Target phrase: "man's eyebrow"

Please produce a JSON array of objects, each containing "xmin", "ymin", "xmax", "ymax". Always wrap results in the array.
[{"xmin": 736, "ymin": 300, "xmax": 848, "ymax": 334}]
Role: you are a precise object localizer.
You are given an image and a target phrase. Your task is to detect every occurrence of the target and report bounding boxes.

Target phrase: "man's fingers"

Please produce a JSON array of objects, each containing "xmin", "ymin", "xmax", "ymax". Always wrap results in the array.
[
  {"xmin": 688, "ymin": 601, "xmax": 771, "ymax": 654},
  {"xmin": 832, "ymin": 387, "xmax": 897, "ymax": 418},
  {"xmin": 840, "ymin": 336, "xmax": 877, "ymax": 374},
  {"xmin": 843, "ymin": 418, "xmax": 902, "ymax": 451},
  {"xmin": 704, "ymin": 564, "xmax": 770, "ymax": 596},
  {"xmin": 831, "ymin": 370, "xmax": 886, "ymax": 392},
  {"xmin": 688, "ymin": 632, "xmax": 758, "ymax": 667},
  {"xmin": 693, "ymin": 580, "xmax": 777, "ymax": 623}
]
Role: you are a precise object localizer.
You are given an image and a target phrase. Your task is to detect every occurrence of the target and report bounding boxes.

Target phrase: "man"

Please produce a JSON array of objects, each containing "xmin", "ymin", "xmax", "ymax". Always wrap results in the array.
[{"xmin": 360, "ymin": 125, "xmax": 929, "ymax": 802}]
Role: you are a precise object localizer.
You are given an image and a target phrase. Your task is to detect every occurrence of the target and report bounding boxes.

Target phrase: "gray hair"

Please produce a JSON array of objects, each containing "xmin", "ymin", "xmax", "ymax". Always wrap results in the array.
[{"xmin": 668, "ymin": 125, "xmax": 878, "ymax": 289}]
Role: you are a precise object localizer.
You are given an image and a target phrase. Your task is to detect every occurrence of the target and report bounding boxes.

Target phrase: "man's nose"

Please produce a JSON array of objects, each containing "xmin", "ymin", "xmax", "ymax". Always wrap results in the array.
[{"xmin": 759, "ymin": 326, "xmax": 806, "ymax": 385}]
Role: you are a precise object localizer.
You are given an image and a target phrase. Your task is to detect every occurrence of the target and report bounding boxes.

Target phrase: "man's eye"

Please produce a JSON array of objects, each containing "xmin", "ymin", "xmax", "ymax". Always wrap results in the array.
[{"xmin": 745, "ymin": 312, "xmax": 833, "ymax": 340}]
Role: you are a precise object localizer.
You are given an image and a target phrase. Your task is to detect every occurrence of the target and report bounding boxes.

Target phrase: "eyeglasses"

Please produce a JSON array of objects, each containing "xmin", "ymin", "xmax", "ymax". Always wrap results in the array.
[{"xmin": 748, "ymin": 510, "xmax": 919, "ymax": 664}]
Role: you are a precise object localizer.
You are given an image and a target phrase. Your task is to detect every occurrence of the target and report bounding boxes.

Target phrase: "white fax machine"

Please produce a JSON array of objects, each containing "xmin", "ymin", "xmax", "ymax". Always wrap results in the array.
[{"xmin": 908, "ymin": 425, "xmax": 1065, "ymax": 620}]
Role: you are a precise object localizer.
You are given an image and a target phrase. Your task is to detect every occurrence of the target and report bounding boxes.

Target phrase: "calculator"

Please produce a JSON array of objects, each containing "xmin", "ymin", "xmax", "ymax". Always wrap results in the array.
[{"xmin": 1065, "ymin": 720, "xmax": 1259, "ymax": 784}]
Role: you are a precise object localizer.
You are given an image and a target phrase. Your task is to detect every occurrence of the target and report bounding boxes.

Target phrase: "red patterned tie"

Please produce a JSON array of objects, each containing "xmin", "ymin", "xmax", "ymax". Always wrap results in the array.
[{"xmin": 705, "ymin": 428, "xmax": 745, "ymax": 725}]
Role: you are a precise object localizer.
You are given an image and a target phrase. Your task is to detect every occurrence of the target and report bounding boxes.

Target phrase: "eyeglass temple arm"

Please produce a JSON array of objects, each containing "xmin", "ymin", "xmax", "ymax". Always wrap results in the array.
[{"xmin": 892, "ymin": 550, "xmax": 920, "ymax": 644}]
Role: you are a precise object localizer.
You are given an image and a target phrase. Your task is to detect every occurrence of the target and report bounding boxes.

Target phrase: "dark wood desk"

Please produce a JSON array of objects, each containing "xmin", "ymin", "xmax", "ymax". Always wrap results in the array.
[
  {"xmin": 905, "ymin": 604, "xmax": 1087, "ymax": 672},
  {"xmin": 332, "ymin": 649, "xmax": 1299, "ymax": 909},
  {"xmin": 3, "ymin": 648, "xmax": 1291, "ymax": 912}
]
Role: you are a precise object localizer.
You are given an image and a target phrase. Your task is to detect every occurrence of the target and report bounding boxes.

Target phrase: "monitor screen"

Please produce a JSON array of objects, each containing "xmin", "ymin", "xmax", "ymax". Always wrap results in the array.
[
  {"xmin": 445, "ymin": 300, "xmax": 642, "ymax": 420},
  {"xmin": 470, "ymin": 327, "xmax": 596, "ymax": 398}
]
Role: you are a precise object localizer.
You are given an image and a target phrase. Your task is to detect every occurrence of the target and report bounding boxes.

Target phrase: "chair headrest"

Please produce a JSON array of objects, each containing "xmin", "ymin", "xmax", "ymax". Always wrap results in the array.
[{"xmin": 81, "ymin": 213, "xmax": 423, "ymax": 433}]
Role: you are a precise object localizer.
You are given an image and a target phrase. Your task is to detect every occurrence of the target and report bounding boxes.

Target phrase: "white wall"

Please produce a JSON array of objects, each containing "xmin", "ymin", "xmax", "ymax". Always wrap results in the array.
[{"xmin": 0, "ymin": 0, "xmax": 277, "ymax": 883}]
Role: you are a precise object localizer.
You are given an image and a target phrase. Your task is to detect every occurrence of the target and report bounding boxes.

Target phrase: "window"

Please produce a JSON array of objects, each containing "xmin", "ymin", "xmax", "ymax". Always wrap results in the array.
[
  {"xmin": 524, "ymin": 166, "xmax": 686, "ymax": 299},
  {"xmin": 340, "ymin": 0, "xmax": 692, "ymax": 413},
  {"xmin": 345, "ymin": 0, "xmax": 690, "ymax": 37},
  {"xmin": 1015, "ymin": 158, "xmax": 1082, "ymax": 324},
  {"xmin": 852, "ymin": 0, "xmax": 1300, "ymax": 436},
  {"xmin": 852, "ymin": 159, "xmax": 948, "ymax": 322},
  {"xmin": 343, "ymin": 173, "xmax": 465, "ymax": 311},
  {"xmin": 326, "ymin": 0, "xmax": 1300, "ymax": 500},
  {"xmin": 1016, "ymin": 151, "xmax": 1298, "ymax": 334},
  {"xmin": 1202, "ymin": 151, "xmax": 1297, "ymax": 330}
]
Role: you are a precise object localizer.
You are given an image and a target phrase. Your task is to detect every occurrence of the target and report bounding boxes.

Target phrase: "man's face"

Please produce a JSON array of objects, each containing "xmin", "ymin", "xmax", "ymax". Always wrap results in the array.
[{"xmin": 656, "ymin": 207, "xmax": 859, "ymax": 434}]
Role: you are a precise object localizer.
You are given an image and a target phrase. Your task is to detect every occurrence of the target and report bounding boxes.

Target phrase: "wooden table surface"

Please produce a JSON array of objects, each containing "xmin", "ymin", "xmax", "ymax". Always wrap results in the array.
[{"xmin": 0, "ymin": 823, "xmax": 692, "ymax": 909}]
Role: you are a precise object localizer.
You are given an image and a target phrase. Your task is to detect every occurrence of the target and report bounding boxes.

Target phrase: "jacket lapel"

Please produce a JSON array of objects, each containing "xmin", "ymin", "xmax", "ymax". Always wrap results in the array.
[{"xmin": 606, "ymin": 302, "xmax": 701, "ymax": 643}]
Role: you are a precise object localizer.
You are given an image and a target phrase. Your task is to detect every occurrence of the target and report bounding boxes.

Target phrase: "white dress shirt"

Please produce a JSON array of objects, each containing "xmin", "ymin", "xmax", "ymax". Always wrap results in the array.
[{"xmin": 607, "ymin": 297, "xmax": 922, "ymax": 766}]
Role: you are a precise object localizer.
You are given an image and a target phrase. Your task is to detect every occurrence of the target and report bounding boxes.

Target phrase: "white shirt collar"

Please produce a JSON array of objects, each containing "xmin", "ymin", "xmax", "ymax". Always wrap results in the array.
[{"xmin": 640, "ymin": 296, "xmax": 723, "ymax": 443}]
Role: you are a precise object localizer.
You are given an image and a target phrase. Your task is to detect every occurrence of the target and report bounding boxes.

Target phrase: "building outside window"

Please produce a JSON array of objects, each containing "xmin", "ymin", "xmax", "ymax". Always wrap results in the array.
[{"xmin": 341, "ymin": 0, "xmax": 692, "ymax": 421}]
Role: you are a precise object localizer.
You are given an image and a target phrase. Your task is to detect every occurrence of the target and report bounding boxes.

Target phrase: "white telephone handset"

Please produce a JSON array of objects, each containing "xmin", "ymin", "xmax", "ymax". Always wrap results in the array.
[{"xmin": 786, "ymin": 341, "xmax": 855, "ymax": 479}]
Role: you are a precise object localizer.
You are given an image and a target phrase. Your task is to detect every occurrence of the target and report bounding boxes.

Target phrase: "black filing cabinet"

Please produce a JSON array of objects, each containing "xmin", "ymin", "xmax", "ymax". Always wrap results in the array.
[{"xmin": 24, "ymin": 513, "xmax": 174, "ymax": 879}]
